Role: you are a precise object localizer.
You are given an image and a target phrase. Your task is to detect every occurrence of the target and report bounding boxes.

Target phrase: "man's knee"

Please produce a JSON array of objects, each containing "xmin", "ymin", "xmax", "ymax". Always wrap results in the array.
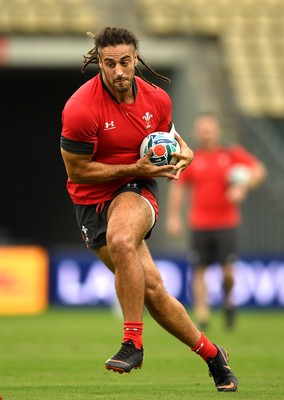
[{"xmin": 107, "ymin": 229, "xmax": 135, "ymax": 258}]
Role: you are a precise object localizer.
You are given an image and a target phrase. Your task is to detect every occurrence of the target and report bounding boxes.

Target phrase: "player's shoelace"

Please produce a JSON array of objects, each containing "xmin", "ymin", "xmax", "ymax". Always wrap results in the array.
[{"xmin": 112, "ymin": 340, "xmax": 140, "ymax": 360}]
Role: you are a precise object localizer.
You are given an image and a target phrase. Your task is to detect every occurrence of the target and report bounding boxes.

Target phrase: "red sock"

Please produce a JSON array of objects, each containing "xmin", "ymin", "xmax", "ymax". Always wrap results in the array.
[
  {"xmin": 190, "ymin": 332, "xmax": 218, "ymax": 361},
  {"xmin": 123, "ymin": 322, "xmax": 144, "ymax": 350}
]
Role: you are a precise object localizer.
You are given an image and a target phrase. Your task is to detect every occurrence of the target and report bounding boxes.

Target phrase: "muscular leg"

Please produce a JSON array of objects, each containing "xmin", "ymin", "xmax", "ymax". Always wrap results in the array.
[
  {"xmin": 101, "ymin": 192, "xmax": 152, "ymax": 321},
  {"xmin": 96, "ymin": 239, "xmax": 201, "ymax": 348},
  {"xmin": 140, "ymin": 242, "xmax": 201, "ymax": 347}
]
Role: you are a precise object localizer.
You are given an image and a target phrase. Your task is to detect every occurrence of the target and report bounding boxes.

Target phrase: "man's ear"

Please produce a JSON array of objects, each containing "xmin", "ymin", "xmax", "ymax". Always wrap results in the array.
[
  {"xmin": 134, "ymin": 51, "xmax": 138, "ymax": 66},
  {"xmin": 98, "ymin": 56, "xmax": 102, "ymax": 69}
]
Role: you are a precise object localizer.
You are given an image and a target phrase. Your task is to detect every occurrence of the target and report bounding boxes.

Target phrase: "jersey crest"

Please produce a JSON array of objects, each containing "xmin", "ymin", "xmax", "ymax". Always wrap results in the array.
[{"xmin": 142, "ymin": 111, "xmax": 153, "ymax": 130}]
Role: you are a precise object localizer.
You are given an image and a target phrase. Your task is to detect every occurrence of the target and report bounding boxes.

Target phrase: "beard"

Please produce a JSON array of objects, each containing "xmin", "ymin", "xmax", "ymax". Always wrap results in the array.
[
  {"xmin": 101, "ymin": 65, "xmax": 135, "ymax": 94},
  {"xmin": 112, "ymin": 77, "xmax": 132, "ymax": 93}
]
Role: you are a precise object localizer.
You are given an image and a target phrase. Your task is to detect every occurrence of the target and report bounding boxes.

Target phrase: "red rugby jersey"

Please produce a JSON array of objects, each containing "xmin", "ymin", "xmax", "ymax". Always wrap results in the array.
[
  {"xmin": 61, "ymin": 74, "xmax": 172, "ymax": 204},
  {"xmin": 179, "ymin": 145, "xmax": 259, "ymax": 229}
]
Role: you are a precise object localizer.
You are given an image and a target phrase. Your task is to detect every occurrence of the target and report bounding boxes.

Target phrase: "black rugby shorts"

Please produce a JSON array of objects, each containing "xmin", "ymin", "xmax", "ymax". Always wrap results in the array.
[
  {"xmin": 74, "ymin": 179, "xmax": 158, "ymax": 250},
  {"xmin": 190, "ymin": 228, "xmax": 238, "ymax": 267}
]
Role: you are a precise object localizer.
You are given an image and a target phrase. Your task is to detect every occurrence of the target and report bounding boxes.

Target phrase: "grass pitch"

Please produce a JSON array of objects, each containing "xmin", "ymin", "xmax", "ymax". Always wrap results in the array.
[{"xmin": 0, "ymin": 307, "xmax": 283, "ymax": 400}]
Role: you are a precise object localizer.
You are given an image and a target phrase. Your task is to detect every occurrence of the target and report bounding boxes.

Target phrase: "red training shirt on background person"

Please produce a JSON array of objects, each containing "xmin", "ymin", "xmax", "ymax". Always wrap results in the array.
[{"xmin": 179, "ymin": 145, "xmax": 259, "ymax": 229}]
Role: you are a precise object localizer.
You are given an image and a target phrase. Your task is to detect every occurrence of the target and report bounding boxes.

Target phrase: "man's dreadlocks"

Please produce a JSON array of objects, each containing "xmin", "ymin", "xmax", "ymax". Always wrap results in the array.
[{"xmin": 81, "ymin": 26, "xmax": 171, "ymax": 85}]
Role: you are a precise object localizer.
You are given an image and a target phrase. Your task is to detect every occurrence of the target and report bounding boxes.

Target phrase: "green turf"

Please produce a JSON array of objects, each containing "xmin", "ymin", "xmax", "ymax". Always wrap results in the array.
[{"xmin": 0, "ymin": 307, "xmax": 283, "ymax": 400}]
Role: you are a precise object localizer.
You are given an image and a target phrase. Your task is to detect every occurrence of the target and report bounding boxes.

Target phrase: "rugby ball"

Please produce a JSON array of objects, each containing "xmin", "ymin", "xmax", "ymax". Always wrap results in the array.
[
  {"xmin": 227, "ymin": 164, "xmax": 251, "ymax": 185},
  {"xmin": 140, "ymin": 132, "xmax": 181, "ymax": 166}
]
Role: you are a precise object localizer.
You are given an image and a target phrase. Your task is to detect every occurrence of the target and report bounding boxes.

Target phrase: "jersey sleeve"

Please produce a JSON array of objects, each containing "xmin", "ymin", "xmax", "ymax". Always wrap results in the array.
[
  {"xmin": 230, "ymin": 144, "xmax": 260, "ymax": 167},
  {"xmin": 61, "ymin": 97, "xmax": 98, "ymax": 154}
]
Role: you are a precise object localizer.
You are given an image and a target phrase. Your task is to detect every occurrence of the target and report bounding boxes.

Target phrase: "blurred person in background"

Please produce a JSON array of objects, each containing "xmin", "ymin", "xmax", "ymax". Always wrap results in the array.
[
  {"xmin": 166, "ymin": 112, "xmax": 267, "ymax": 330},
  {"xmin": 60, "ymin": 27, "xmax": 238, "ymax": 392}
]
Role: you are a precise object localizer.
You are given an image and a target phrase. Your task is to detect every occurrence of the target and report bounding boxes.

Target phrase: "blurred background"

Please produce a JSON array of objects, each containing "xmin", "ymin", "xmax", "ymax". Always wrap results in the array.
[{"xmin": 0, "ymin": 0, "xmax": 284, "ymax": 313}]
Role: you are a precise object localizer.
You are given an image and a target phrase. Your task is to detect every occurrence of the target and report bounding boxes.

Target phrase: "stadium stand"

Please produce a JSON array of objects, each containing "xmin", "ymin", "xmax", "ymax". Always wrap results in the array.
[
  {"xmin": 0, "ymin": 0, "xmax": 283, "ymax": 116},
  {"xmin": 137, "ymin": 0, "xmax": 284, "ymax": 117},
  {"xmin": 0, "ymin": 0, "xmax": 98, "ymax": 35}
]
